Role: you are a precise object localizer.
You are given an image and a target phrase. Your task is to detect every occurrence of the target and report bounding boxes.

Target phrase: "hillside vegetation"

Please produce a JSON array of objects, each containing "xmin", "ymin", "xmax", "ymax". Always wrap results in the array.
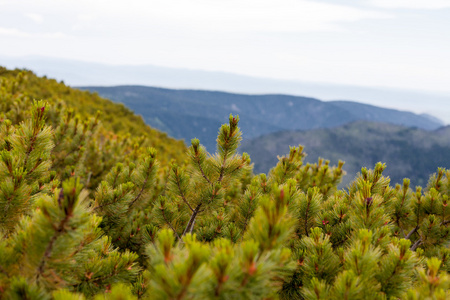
[
  {"xmin": 0, "ymin": 67, "xmax": 186, "ymax": 160},
  {"xmin": 0, "ymin": 67, "xmax": 186, "ymax": 190},
  {"xmin": 80, "ymin": 85, "xmax": 443, "ymax": 151},
  {"xmin": 242, "ymin": 121, "xmax": 450, "ymax": 187}
]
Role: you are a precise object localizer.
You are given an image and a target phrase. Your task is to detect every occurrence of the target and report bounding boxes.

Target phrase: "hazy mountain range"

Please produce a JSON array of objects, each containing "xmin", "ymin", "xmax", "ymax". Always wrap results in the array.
[
  {"xmin": 79, "ymin": 85, "xmax": 443, "ymax": 152},
  {"xmin": 1, "ymin": 56, "xmax": 449, "ymax": 124}
]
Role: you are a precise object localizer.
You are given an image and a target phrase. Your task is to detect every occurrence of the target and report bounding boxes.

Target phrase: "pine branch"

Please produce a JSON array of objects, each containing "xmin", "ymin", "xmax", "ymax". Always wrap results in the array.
[
  {"xmin": 52, "ymin": 113, "xmax": 70, "ymax": 149},
  {"xmin": 240, "ymin": 207, "xmax": 256, "ymax": 236},
  {"xmin": 61, "ymin": 145, "xmax": 84, "ymax": 162},
  {"xmin": 193, "ymin": 156, "xmax": 212, "ymax": 185},
  {"xmin": 51, "ymin": 143, "xmax": 85, "ymax": 172},
  {"xmin": 217, "ymin": 116, "xmax": 240, "ymax": 183},
  {"xmin": 112, "ymin": 169, "xmax": 120, "ymax": 189},
  {"xmin": 182, "ymin": 203, "xmax": 202, "ymax": 236},
  {"xmin": 1, "ymin": 178, "xmax": 30, "ymax": 232},
  {"xmin": 129, "ymin": 181, "xmax": 148, "ymax": 209},
  {"xmin": 189, "ymin": 219, "xmax": 196, "ymax": 234},
  {"xmin": 88, "ymin": 263, "xmax": 134, "ymax": 286},
  {"xmin": 128, "ymin": 159, "xmax": 156, "ymax": 210},
  {"xmin": 36, "ymin": 196, "xmax": 73, "ymax": 280},
  {"xmin": 381, "ymin": 257, "xmax": 402, "ymax": 288},
  {"xmin": 160, "ymin": 170, "xmax": 171, "ymax": 197},
  {"xmin": 227, "ymin": 157, "xmax": 249, "ymax": 177},
  {"xmin": 440, "ymin": 220, "xmax": 450, "ymax": 226},
  {"xmin": 410, "ymin": 238, "xmax": 422, "ymax": 251},
  {"xmin": 175, "ymin": 174, "xmax": 194, "ymax": 213},
  {"xmin": 94, "ymin": 187, "xmax": 130, "ymax": 211},
  {"xmin": 400, "ymin": 226, "xmax": 406, "ymax": 239},
  {"xmin": 26, "ymin": 158, "xmax": 43, "ymax": 176},
  {"xmin": 304, "ymin": 198, "xmax": 311, "ymax": 237},
  {"xmin": 160, "ymin": 208, "xmax": 181, "ymax": 240},
  {"xmin": 406, "ymin": 227, "xmax": 418, "ymax": 240},
  {"xmin": 23, "ymin": 135, "xmax": 38, "ymax": 170},
  {"xmin": 217, "ymin": 152, "xmax": 228, "ymax": 183}
]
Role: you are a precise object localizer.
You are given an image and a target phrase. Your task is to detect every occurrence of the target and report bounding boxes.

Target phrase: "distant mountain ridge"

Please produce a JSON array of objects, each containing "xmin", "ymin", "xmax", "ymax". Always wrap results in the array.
[
  {"xmin": 2, "ymin": 56, "xmax": 450, "ymax": 125},
  {"xmin": 80, "ymin": 85, "xmax": 444, "ymax": 151},
  {"xmin": 241, "ymin": 121, "xmax": 450, "ymax": 187}
]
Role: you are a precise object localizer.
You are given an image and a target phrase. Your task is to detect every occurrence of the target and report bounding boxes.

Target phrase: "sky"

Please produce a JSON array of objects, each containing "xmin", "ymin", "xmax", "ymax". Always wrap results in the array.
[{"xmin": 0, "ymin": 1, "xmax": 449, "ymax": 98}]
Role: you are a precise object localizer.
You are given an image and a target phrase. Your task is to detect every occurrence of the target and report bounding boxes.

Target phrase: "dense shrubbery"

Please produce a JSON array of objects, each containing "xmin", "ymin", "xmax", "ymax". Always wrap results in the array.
[{"xmin": 0, "ymin": 70, "xmax": 449, "ymax": 299}]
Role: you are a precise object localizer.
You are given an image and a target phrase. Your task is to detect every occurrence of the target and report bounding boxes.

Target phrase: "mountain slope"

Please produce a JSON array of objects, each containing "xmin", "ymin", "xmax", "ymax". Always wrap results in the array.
[
  {"xmin": 330, "ymin": 101, "xmax": 441, "ymax": 130},
  {"xmin": 79, "ymin": 85, "xmax": 443, "ymax": 151},
  {"xmin": 0, "ymin": 67, "xmax": 186, "ymax": 164},
  {"xmin": 241, "ymin": 121, "xmax": 450, "ymax": 187}
]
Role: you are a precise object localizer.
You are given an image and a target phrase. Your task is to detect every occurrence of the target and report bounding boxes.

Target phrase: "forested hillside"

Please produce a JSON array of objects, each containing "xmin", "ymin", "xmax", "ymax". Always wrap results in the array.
[
  {"xmin": 242, "ymin": 121, "xmax": 450, "ymax": 187},
  {"xmin": 1, "ymin": 68, "xmax": 449, "ymax": 299},
  {"xmin": 80, "ymin": 85, "xmax": 443, "ymax": 151}
]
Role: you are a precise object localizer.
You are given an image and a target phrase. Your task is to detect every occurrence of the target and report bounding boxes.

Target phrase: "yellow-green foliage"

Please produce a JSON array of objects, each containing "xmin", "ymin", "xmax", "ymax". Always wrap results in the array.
[{"xmin": 0, "ymin": 67, "xmax": 186, "ymax": 164}]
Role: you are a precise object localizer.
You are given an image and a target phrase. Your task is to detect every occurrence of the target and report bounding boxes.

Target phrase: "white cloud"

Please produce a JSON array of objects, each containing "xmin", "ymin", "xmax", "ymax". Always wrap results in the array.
[
  {"xmin": 0, "ymin": 27, "xmax": 65, "ymax": 38},
  {"xmin": 3, "ymin": 0, "xmax": 392, "ymax": 33},
  {"xmin": 24, "ymin": 13, "xmax": 44, "ymax": 23},
  {"xmin": 369, "ymin": 0, "xmax": 450, "ymax": 10},
  {"xmin": 135, "ymin": 0, "xmax": 392, "ymax": 33},
  {"xmin": 0, "ymin": 28, "xmax": 27, "ymax": 38}
]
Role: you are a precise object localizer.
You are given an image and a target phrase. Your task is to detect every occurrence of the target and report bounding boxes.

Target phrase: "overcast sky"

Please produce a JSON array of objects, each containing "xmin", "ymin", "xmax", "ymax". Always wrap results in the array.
[{"xmin": 0, "ymin": 0, "xmax": 449, "ymax": 95}]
